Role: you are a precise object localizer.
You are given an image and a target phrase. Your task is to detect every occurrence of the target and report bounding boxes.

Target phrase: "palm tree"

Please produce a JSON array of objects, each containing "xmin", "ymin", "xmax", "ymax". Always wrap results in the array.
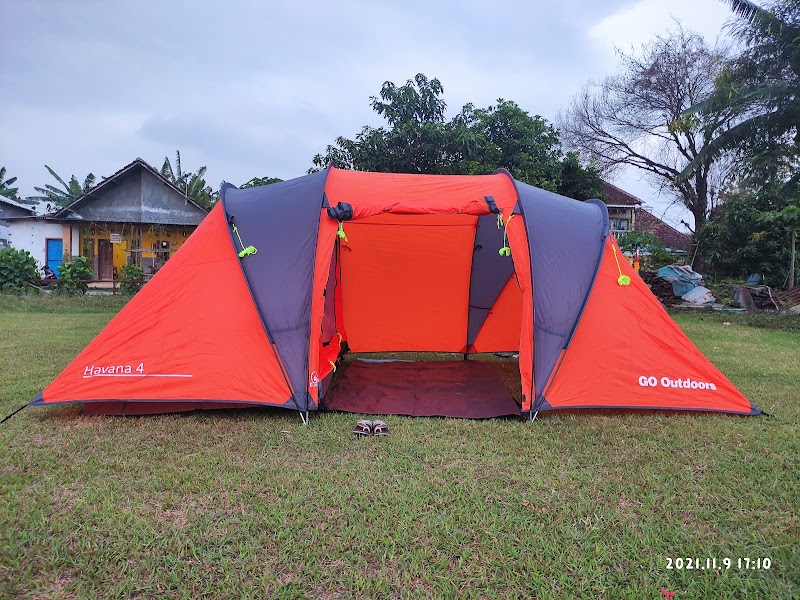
[
  {"xmin": 0, "ymin": 167, "xmax": 21, "ymax": 202},
  {"xmin": 682, "ymin": 1, "xmax": 799, "ymax": 286},
  {"xmin": 683, "ymin": 0, "xmax": 799, "ymax": 169},
  {"xmin": 28, "ymin": 165, "xmax": 96, "ymax": 208}
]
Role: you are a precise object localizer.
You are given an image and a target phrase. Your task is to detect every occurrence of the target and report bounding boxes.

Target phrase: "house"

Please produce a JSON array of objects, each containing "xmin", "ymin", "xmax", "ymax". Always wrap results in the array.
[
  {"xmin": 601, "ymin": 182, "xmax": 691, "ymax": 252},
  {"xmin": 0, "ymin": 196, "xmax": 36, "ymax": 249},
  {"xmin": 0, "ymin": 197, "xmax": 77, "ymax": 276},
  {"xmin": 5, "ymin": 159, "xmax": 209, "ymax": 279},
  {"xmin": 634, "ymin": 208, "xmax": 691, "ymax": 253},
  {"xmin": 0, "ymin": 197, "xmax": 32, "ymax": 247},
  {"xmin": 602, "ymin": 182, "xmax": 641, "ymax": 239}
]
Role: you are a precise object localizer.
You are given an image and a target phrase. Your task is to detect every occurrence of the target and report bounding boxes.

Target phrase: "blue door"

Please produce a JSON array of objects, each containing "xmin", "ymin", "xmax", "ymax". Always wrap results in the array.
[{"xmin": 46, "ymin": 239, "xmax": 63, "ymax": 277}]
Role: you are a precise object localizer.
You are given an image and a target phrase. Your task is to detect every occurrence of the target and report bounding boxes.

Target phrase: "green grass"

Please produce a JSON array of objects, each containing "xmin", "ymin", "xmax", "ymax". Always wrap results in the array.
[{"xmin": 1, "ymin": 295, "xmax": 798, "ymax": 599}]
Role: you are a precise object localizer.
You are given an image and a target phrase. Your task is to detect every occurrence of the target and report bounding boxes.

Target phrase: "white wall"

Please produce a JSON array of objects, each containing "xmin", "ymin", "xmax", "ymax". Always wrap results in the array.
[
  {"xmin": 0, "ymin": 220, "xmax": 10, "ymax": 247},
  {"xmin": 7, "ymin": 220, "xmax": 79, "ymax": 268}
]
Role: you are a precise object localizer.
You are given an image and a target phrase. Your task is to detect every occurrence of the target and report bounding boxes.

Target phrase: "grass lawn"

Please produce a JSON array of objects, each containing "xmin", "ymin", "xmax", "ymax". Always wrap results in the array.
[{"xmin": 1, "ymin": 295, "xmax": 798, "ymax": 599}]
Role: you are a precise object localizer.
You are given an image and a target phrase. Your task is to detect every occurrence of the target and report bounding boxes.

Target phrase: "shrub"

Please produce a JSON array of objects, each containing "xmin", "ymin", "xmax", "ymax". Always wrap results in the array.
[
  {"xmin": 56, "ymin": 256, "xmax": 94, "ymax": 295},
  {"xmin": 0, "ymin": 246, "xmax": 39, "ymax": 293},
  {"xmin": 617, "ymin": 232, "xmax": 674, "ymax": 269},
  {"xmin": 119, "ymin": 263, "xmax": 145, "ymax": 295}
]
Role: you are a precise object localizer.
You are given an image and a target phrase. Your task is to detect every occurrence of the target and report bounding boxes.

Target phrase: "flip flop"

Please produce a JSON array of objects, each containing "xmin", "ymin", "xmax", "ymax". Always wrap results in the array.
[
  {"xmin": 353, "ymin": 419, "xmax": 373, "ymax": 436},
  {"xmin": 372, "ymin": 420, "xmax": 391, "ymax": 436}
]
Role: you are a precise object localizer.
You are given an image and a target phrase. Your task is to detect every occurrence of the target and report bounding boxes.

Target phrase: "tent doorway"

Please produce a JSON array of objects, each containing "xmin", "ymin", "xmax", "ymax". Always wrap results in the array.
[{"xmin": 320, "ymin": 212, "xmax": 524, "ymax": 418}]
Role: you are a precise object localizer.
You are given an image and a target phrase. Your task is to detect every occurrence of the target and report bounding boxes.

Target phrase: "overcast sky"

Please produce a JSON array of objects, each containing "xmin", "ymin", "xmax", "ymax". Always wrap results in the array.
[{"xmin": 2, "ymin": 0, "xmax": 737, "ymax": 228}]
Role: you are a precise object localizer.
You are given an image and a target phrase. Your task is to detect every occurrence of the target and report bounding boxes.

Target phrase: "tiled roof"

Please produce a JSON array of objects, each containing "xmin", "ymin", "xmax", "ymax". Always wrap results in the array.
[
  {"xmin": 602, "ymin": 182, "xmax": 643, "ymax": 207},
  {"xmin": 52, "ymin": 158, "xmax": 208, "ymax": 217},
  {"xmin": 634, "ymin": 209, "xmax": 692, "ymax": 252}
]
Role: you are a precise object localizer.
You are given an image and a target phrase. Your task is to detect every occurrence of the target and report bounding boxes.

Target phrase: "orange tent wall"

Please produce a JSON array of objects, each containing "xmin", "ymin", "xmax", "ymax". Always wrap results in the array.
[
  {"xmin": 338, "ymin": 213, "xmax": 478, "ymax": 353},
  {"xmin": 505, "ymin": 213, "xmax": 535, "ymax": 409},
  {"xmin": 324, "ymin": 169, "xmax": 519, "ymax": 217},
  {"xmin": 543, "ymin": 237, "xmax": 758, "ymax": 414},
  {"xmin": 40, "ymin": 204, "xmax": 293, "ymax": 407},
  {"xmin": 469, "ymin": 276, "xmax": 523, "ymax": 353}
]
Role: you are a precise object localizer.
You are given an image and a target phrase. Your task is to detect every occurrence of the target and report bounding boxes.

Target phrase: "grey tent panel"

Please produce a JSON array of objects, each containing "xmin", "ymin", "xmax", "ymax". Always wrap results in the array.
[
  {"xmin": 514, "ymin": 182, "xmax": 608, "ymax": 398},
  {"xmin": 466, "ymin": 214, "xmax": 516, "ymax": 347},
  {"xmin": 221, "ymin": 169, "xmax": 329, "ymax": 411}
]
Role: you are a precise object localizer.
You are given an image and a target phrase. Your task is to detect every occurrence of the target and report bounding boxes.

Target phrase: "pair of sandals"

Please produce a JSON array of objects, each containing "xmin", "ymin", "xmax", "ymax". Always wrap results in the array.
[{"xmin": 353, "ymin": 419, "xmax": 390, "ymax": 436}]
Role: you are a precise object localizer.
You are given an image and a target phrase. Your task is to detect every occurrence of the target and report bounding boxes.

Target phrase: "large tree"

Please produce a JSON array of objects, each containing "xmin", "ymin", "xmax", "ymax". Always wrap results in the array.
[
  {"xmin": 559, "ymin": 26, "xmax": 738, "ymax": 267},
  {"xmin": 312, "ymin": 74, "xmax": 449, "ymax": 174},
  {"xmin": 683, "ymin": 0, "xmax": 799, "ymax": 286},
  {"xmin": 240, "ymin": 176, "xmax": 283, "ymax": 188},
  {"xmin": 161, "ymin": 151, "xmax": 218, "ymax": 209},
  {"xmin": 685, "ymin": 0, "xmax": 799, "ymax": 170},
  {"xmin": 313, "ymin": 74, "xmax": 603, "ymax": 200},
  {"xmin": 28, "ymin": 165, "xmax": 96, "ymax": 209}
]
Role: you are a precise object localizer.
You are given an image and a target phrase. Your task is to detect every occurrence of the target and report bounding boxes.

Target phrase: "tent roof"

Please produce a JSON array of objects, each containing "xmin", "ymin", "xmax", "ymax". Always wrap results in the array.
[{"xmin": 324, "ymin": 169, "xmax": 520, "ymax": 218}]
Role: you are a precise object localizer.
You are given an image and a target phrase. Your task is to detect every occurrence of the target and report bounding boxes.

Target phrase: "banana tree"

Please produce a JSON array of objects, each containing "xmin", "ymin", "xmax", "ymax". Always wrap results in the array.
[
  {"xmin": 0, "ymin": 167, "xmax": 21, "ymax": 202},
  {"xmin": 161, "ymin": 151, "xmax": 218, "ymax": 209},
  {"xmin": 28, "ymin": 165, "xmax": 96, "ymax": 208}
]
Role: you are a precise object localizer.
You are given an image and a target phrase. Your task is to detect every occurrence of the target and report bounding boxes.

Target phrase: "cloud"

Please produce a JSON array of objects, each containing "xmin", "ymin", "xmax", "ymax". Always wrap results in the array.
[
  {"xmin": 588, "ymin": 0, "xmax": 732, "ymax": 68},
  {"xmin": 0, "ymin": 0, "xmax": 739, "ymax": 228}
]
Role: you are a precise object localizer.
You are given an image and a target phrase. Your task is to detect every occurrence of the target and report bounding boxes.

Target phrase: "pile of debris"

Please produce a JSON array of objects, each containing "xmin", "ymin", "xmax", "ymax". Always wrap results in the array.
[
  {"xmin": 733, "ymin": 286, "xmax": 780, "ymax": 311},
  {"xmin": 639, "ymin": 270, "xmax": 682, "ymax": 306},
  {"xmin": 640, "ymin": 265, "xmax": 798, "ymax": 311},
  {"xmin": 640, "ymin": 265, "xmax": 716, "ymax": 307},
  {"xmin": 774, "ymin": 286, "xmax": 800, "ymax": 311}
]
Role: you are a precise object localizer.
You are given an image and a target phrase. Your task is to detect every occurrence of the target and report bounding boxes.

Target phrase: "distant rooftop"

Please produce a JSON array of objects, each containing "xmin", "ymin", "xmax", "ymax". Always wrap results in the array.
[
  {"xmin": 634, "ymin": 208, "xmax": 691, "ymax": 252},
  {"xmin": 0, "ymin": 195, "xmax": 36, "ymax": 214},
  {"xmin": 602, "ymin": 182, "xmax": 643, "ymax": 208}
]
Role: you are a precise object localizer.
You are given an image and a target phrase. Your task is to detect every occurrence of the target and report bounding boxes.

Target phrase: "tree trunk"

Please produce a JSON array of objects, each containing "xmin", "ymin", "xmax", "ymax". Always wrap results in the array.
[
  {"xmin": 690, "ymin": 208, "xmax": 706, "ymax": 273},
  {"xmin": 790, "ymin": 230, "xmax": 796, "ymax": 290}
]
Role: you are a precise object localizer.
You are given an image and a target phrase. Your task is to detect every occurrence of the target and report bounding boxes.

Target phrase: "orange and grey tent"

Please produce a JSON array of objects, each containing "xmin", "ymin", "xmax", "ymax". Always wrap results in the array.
[{"xmin": 32, "ymin": 167, "xmax": 761, "ymax": 420}]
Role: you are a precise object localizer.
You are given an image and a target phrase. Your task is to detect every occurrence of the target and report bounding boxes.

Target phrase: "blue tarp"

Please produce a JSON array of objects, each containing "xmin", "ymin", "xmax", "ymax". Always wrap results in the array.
[{"xmin": 656, "ymin": 265, "xmax": 704, "ymax": 298}]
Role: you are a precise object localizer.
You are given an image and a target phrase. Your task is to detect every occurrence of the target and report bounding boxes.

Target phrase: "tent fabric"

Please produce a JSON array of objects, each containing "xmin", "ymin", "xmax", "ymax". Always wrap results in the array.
[
  {"xmin": 324, "ymin": 169, "xmax": 519, "ymax": 218},
  {"xmin": 469, "ymin": 275, "xmax": 523, "ymax": 353},
  {"xmin": 337, "ymin": 213, "xmax": 478, "ymax": 353},
  {"xmin": 33, "ymin": 204, "xmax": 293, "ymax": 409},
  {"xmin": 222, "ymin": 169, "xmax": 330, "ymax": 411},
  {"xmin": 324, "ymin": 360, "xmax": 520, "ymax": 419},
  {"xmin": 467, "ymin": 214, "xmax": 517, "ymax": 348},
  {"xmin": 33, "ymin": 166, "xmax": 761, "ymax": 418},
  {"xmin": 540, "ymin": 237, "xmax": 760, "ymax": 414},
  {"xmin": 514, "ymin": 181, "xmax": 608, "ymax": 399}
]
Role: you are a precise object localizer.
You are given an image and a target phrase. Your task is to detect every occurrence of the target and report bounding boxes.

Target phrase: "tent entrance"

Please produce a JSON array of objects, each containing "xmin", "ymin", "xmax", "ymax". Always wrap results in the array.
[
  {"xmin": 318, "ymin": 212, "xmax": 524, "ymax": 418},
  {"xmin": 323, "ymin": 358, "xmax": 520, "ymax": 419}
]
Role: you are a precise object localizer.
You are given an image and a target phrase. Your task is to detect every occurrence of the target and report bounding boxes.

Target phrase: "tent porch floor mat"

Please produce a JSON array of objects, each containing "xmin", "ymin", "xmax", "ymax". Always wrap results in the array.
[{"xmin": 323, "ymin": 359, "xmax": 520, "ymax": 419}]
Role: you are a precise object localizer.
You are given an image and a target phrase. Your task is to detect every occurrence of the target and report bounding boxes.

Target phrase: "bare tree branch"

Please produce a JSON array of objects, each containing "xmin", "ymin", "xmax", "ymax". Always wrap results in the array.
[{"xmin": 558, "ymin": 23, "xmax": 738, "ymax": 268}]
